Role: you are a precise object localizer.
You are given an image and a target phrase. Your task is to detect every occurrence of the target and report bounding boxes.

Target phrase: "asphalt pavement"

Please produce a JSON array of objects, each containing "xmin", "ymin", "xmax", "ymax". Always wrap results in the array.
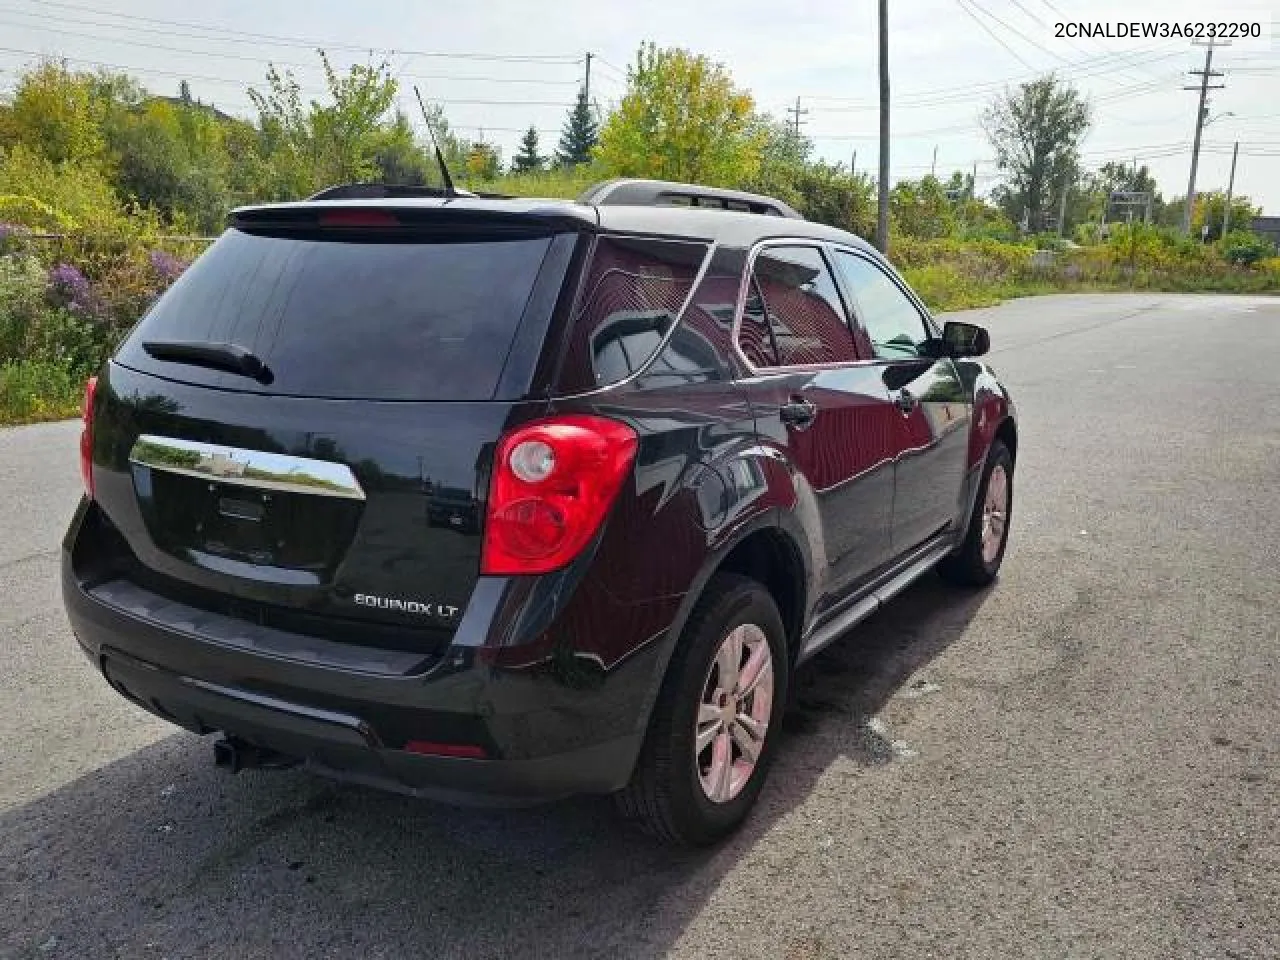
[{"xmin": 2, "ymin": 293, "xmax": 1277, "ymax": 959}]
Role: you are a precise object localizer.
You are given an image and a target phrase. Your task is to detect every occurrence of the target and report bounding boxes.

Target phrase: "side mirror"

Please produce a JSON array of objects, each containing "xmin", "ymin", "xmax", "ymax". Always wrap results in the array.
[{"xmin": 942, "ymin": 321, "xmax": 990, "ymax": 358}]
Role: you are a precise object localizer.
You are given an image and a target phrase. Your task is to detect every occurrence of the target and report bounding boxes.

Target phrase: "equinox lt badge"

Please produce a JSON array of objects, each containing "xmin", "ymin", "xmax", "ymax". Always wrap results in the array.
[{"xmin": 353, "ymin": 593, "xmax": 459, "ymax": 620}]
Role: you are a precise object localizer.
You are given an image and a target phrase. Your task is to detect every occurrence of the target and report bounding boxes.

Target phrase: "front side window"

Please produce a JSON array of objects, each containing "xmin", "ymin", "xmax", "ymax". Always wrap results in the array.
[
  {"xmin": 737, "ymin": 246, "xmax": 857, "ymax": 367},
  {"xmin": 832, "ymin": 251, "xmax": 930, "ymax": 360}
]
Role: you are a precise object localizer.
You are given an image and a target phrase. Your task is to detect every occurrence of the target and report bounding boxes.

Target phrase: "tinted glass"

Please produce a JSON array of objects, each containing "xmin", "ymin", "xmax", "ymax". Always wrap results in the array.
[
  {"xmin": 116, "ymin": 228, "xmax": 553, "ymax": 401},
  {"xmin": 736, "ymin": 277, "xmax": 779, "ymax": 367},
  {"xmin": 751, "ymin": 246, "xmax": 856, "ymax": 366},
  {"xmin": 557, "ymin": 236, "xmax": 709, "ymax": 392},
  {"xmin": 832, "ymin": 251, "xmax": 929, "ymax": 360}
]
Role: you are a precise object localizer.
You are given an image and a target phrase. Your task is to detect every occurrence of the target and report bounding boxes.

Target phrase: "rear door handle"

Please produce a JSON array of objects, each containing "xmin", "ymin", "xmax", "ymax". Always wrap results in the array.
[
  {"xmin": 780, "ymin": 398, "xmax": 818, "ymax": 429},
  {"xmin": 892, "ymin": 389, "xmax": 918, "ymax": 415}
]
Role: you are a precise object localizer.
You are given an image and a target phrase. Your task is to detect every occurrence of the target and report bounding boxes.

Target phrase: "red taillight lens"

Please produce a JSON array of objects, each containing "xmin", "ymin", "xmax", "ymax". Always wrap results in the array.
[
  {"xmin": 481, "ymin": 415, "xmax": 637, "ymax": 575},
  {"xmin": 79, "ymin": 375, "xmax": 97, "ymax": 499}
]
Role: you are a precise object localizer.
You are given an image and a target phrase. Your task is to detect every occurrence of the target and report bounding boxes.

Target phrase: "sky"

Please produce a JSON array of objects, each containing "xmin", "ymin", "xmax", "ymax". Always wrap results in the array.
[{"xmin": 1, "ymin": 0, "xmax": 1277, "ymax": 213}]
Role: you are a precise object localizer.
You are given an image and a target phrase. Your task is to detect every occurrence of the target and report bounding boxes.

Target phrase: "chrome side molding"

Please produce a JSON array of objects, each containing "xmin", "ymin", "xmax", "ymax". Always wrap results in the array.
[{"xmin": 129, "ymin": 435, "xmax": 366, "ymax": 500}]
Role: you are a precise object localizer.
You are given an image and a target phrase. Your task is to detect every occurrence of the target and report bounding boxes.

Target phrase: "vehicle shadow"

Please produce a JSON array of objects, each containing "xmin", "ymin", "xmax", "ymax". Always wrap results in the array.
[{"xmin": 2, "ymin": 576, "xmax": 990, "ymax": 960}]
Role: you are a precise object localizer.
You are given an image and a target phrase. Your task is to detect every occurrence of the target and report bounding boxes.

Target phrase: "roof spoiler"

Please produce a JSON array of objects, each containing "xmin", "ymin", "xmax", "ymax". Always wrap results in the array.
[
  {"xmin": 306, "ymin": 183, "xmax": 513, "ymax": 201},
  {"xmin": 577, "ymin": 178, "xmax": 804, "ymax": 220}
]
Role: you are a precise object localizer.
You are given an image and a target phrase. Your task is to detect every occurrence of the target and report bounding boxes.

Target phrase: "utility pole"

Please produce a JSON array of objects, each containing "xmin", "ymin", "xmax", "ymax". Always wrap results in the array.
[
  {"xmin": 851, "ymin": 149, "xmax": 857, "ymax": 174},
  {"xmin": 786, "ymin": 96, "xmax": 809, "ymax": 137},
  {"xmin": 970, "ymin": 161, "xmax": 977, "ymax": 201},
  {"xmin": 875, "ymin": 0, "xmax": 890, "ymax": 253},
  {"xmin": 930, "ymin": 145, "xmax": 937, "ymax": 178},
  {"xmin": 1181, "ymin": 39, "xmax": 1225, "ymax": 234},
  {"xmin": 584, "ymin": 52, "xmax": 593, "ymax": 104},
  {"xmin": 1222, "ymin": 140, "xmax": 1239, "ymax": 237},
  {"xmin": 1057, "ymin": 180, "xmax": 1069, "ymax": 237}
]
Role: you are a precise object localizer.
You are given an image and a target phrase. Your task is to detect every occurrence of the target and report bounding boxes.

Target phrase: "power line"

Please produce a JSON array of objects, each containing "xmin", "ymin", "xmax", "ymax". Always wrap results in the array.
[
  {"xmin": 804, "ymin": 45, "xmax": 1183, "ymax": 109},
  {"xmin": 0, "ymin": 45, "xmax": 579, "ymax": 107},
  {"xmin": 0, "ymin": 0, "xmax": 581, "ymax": 62},
  {"xmin": 953, "ymin": 0, "xmax": 1037, "ymax": 70},
  {"xmin": 963, "ymin": 0, "xmax": 1073, "ymax": 66},
  {"xmin": 0, "ymin": 13, "xmax": 583, "ymax": 85},
  {"xmin": 806, "ymin": 69, "xmax": 1175, "ymax": 115}
]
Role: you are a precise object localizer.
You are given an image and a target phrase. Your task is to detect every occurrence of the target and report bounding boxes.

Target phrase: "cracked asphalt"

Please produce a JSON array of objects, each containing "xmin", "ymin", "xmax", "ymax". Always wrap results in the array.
[{"xmin": 2, "ymin": 293, "xmax": 1277, "ymax": 959}]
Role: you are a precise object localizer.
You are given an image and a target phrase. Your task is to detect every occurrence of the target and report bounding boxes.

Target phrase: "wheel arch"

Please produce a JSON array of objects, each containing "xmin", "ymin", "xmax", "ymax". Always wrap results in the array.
[
  {"xmin": 994, "ymin": 415, "xmax": 1018, "ymax": 463},
  {"xmin": 630, "ymin": 515, "xmax": 812, "ymax": 743}
]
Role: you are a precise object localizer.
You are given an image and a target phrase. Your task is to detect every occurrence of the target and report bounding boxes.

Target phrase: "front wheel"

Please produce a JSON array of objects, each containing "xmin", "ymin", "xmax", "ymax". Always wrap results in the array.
[
  {"xmin": 938, "ymin": 439, "xmax": 1013, "ymax": 586},
  {"xmin": 615, "ymin": 574, "xmax": 789, "ymax": 846}
]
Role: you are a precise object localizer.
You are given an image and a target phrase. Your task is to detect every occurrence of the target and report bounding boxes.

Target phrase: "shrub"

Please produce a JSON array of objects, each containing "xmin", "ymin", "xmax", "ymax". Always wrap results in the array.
[
  {"xmin": 0, "ymin": 252, "xmax": 48, "ymax": 361},
  {"xmin": 1219, "ymin": 230, "xmax": 1275, "ymax": 267}
]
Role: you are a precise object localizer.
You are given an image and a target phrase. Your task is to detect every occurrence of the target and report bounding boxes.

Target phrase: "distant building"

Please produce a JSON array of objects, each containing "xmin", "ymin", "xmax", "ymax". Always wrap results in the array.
[{"xmin": 1251, "ymin": 216, "xmax": 1280, "ymax": 246}]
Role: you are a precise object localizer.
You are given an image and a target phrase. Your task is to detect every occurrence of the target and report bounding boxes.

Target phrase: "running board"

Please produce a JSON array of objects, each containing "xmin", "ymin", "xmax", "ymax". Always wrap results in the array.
[{"xmin": 797, "ymin": 540, "xmax": 954, "ymax": 662}]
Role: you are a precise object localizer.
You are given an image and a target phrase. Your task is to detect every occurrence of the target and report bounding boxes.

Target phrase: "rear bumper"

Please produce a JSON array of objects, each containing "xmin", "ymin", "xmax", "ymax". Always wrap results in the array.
[{"xmin": 62, "ymin": 538, "xmax": 655, "ymax": 802}]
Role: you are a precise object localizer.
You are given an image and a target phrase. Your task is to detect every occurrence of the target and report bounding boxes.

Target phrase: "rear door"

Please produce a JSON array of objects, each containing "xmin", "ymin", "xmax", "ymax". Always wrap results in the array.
[
  {"xmin": 90, "ymin": 214, "xmax": 580, "ymax": 654},
  {"xmin": 830, "ymin": 248, "xmax": 971, "ymax": 555},
  {"xmin": 734, "ymin": 243, "xmax": 897, "ymax": 613}
]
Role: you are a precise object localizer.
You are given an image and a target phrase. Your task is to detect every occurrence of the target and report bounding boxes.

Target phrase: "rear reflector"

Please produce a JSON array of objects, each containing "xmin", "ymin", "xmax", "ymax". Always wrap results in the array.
[
  {"xmin": 403, "ymin": 740, "xmax": 488, "ymax": 760},
  {"xmin": 317, "ymin": 209, "xmax": 401, "ymax": 228},
  {"xmin": 80, "ymin": 375, "xmax": 97, "ymax": 499}
]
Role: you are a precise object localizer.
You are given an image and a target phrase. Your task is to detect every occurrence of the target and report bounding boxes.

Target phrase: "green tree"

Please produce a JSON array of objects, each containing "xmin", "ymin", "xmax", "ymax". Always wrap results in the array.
[
  {"xmin": 982, "ymin": 75, "xmax": 1091, "ymax": 233},
  {"xmin": 511, "ymin": 125, "xmax": 546, "ymax": 174},
  {"xmin": 556, "ymin": 88, "xmax": 597, "ymax": 167},
  {"xmin": 309, "ymin": 52, "xmax": 398, "ymax": 185},
  {"xmin": 788, "ymin": 163, "xmax": 875, "ymax": 237},
  {"xmin": 595, "ymin": 43, "xmax": 762, "ymax": 186},
  {"xmin": 891, "ymin": 175, "xmax": 956, "ymax": 239},
  {"xmin": 245, "ymin": 63, "xmax": 314, "ymax": 198},
  {"xmin": 370, "ymin": 111, "xmax": 431, "ymax": 185},
  {"xmin": 465, "ymin": 141, "xmax": 501, "ymax": 181},
  {"xmin": 247, "ymin": 51, "xmax": 400, "ymax": 195},
  {"xmin": 1, "ymin": 62, "xmax": 106, "ymax": 168},
  {"xmin": 1191, "ymin": 191, "xmax": 1260, "ymax": 242},
  {"xmin": 106, "ymin": 98, "xmax": 230, "ymax": 231},
  {"xmin": 742, "ymin": 114, "xmax": 811, "ymax": 205}
]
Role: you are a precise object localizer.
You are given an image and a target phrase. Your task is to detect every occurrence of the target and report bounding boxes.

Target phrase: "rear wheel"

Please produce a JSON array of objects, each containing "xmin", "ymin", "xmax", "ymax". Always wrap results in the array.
[
  {"xmin": 616, "ymin": 574, "xmax": 788, "ymax": 846},
  {"xmin": 939, "ymin": 439, "xmax": 1013, "ymax": 586}
]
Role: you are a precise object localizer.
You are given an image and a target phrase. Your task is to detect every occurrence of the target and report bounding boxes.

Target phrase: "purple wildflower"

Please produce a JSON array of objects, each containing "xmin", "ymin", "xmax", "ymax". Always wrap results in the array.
[
  {"xmin": 47, "ymin": 263, "xmax": 95, "ymax": 314},
  {"xmin": 148, "ymin": 249, "xmax": 189, "ymax": 284},
  {"xmin": 0, "ymin": 222, "xmax": 19, "ymax": 240}
]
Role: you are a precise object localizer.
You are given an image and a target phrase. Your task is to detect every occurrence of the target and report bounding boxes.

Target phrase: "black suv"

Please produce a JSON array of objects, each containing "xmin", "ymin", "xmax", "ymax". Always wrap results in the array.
[{"xmin": 63, "ymin": 178, "xmax": 1016, "ymax": 845}]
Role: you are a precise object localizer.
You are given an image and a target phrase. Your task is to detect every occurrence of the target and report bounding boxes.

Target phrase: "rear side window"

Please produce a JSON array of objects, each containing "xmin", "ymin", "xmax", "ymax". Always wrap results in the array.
[
  {"xmin": 737, "ymin": 246, "xmax": 857, "ymax": 367},
  {"xmin": 115, "ymin": 228, "xmax": 554, "ymax": 401},
  {"xmin": 555, "ymin": 236, "xmax": 709, "ymax": 393}
]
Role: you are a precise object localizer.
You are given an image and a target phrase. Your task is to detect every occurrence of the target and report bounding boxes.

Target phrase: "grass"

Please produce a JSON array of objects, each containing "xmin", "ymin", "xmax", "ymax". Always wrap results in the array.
[{"xmin": 0, "ymin": 359, "xmax": 83, "ymax": 425}]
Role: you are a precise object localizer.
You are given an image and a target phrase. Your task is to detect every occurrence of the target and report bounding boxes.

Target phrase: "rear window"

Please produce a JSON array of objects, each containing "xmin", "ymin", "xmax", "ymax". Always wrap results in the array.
[{"xmin": 115, "ymin": 228, "xmax": 554, "ymax": 401}]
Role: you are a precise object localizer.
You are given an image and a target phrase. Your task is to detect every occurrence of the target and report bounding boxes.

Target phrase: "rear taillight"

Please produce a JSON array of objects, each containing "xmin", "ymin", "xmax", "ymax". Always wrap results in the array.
[
  {"xmin": 481, "ymin": 415, "xmax": 637, "ymax": 576},
  {"xmin": 79, "ymin": 375, "xmax": 97, "ymax": 499}
]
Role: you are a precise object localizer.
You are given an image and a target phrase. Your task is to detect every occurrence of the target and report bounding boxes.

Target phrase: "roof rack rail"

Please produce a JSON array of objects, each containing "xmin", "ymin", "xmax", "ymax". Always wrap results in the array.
[
  {"xmin": 307, "ymin": 182, "xmax": 513, "ymax": 201},
  {"xmin": 577, "ymin": 178, "xmax": 804, "ymax": 220}
]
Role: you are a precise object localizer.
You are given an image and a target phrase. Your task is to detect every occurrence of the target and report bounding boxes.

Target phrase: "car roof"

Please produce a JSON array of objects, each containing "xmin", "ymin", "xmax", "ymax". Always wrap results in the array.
[{"xmin": 230, "ymin": 196, "xmax": 878, "ymax": 254}]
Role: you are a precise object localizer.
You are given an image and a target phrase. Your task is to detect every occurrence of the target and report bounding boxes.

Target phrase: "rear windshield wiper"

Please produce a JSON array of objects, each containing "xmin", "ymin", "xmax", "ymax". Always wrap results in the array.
[{"xmin": 142, "ymin": 340, "xmax": 273, "ymax": 384}]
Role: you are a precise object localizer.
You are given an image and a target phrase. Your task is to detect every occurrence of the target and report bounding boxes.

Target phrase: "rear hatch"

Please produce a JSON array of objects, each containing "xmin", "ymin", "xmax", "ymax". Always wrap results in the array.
[{"xmin": 86, "ymin": 202, "xmax": 588, "ymax": 656}]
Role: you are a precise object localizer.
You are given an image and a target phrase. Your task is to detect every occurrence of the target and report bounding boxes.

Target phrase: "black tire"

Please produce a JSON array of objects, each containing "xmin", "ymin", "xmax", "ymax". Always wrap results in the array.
[
  {"xmin": 938, "ymin": 439, "xmax": 1013, "ymax": 587},
  {"xmin": 615, "ymin": 573, "xmax": 789, "ymax": 846}
]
